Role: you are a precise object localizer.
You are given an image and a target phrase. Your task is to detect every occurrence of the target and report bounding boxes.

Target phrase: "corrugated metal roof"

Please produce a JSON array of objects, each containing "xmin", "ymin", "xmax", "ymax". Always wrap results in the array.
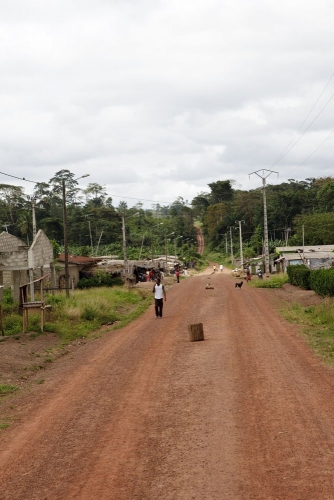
[{"xmin": 58, "ymin": 253, "xmax": 100, "ymax": 265}]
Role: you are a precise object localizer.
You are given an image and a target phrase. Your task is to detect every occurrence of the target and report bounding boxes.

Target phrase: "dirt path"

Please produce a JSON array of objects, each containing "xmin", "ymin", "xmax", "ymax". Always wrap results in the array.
[{"xmin": 1, "ymin": 272, "xmax": 334, "ymax": 499}]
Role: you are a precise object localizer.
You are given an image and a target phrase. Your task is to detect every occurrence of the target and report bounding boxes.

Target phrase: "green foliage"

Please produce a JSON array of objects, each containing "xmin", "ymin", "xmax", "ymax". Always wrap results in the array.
[
  {"xmin": 252, "ymin": 274, "xmax": 288, "ymax": 288},
  {"xmin": 310, "ymin": 269, "xmax": 334, "ymax": 297},
  {"xmin": 42, "ymin": 287, "xmax": 151, "ymax": 342},
  {"xmin": 0, "ymin": 384, "xmax": 18, "ymax": 396},
  {"xmin": 3, "ymin": 288, "xmax": 14, "ymax": 305},
  {"xmin": 280, "ymin": 298, "xmax": 334, "ymax": 365},
  {"xmin": 77, "ymin": 272, "xmax": 123, "ymax": 289},
  {"xmin": 3, "ymin": 314, "xmax": 22, "ymax": 335},
  {"xmin": 50, "ymin": 239, "xmax": 61, "ymax": 259},
  {"xmin": 47, "ymin": 294, "xmax": 67, "ymax": 306},
  {"xmin": 292, "ymin": 212, "xmax": 334, "ymax": 245},
  {"xmin": 287, "ymin": 265, "xmax": 311, "ymax": 290}
]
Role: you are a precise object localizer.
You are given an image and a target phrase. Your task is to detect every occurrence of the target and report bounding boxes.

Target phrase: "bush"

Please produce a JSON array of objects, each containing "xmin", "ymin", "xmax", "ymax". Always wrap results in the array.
[
  {"xmin": 253, "ymin": 274, "xmax": 288, "ymax": 288},
  {"xmin": 3, "ymin": 288, "xmax": 14, "ymax": 305},
  {"xmin": 3, "ymin": 313, "xmax": 22, "ymax": 335},
  {"xmin": 310, "ymin": 269, "xmax": 334, "ymax": 297},
  {"xmin": 77, "ymin": 274, "xmax": 123, "ymax": 289},
  {"xmin": 287, "ymin": 265, "xmax": 311, "ymax": 289}
]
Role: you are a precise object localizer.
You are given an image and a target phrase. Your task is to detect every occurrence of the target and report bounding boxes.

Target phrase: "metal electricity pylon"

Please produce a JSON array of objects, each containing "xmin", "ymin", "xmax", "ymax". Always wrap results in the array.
[{"xmin": 249, "ymin": 169, "xmax": 278, "ymax": 274}]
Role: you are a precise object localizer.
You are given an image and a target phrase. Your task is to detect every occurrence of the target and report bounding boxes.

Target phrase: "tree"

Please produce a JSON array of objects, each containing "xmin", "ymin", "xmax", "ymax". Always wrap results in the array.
[
  {"xmin": 191, "ymin": 192, "xmax": 210, "ymax": 220},
  {"xmin": 49, "ymin": 170, "xmax": 80, "ymax": 204},
  {"xmin": 0, "ymin": 184, "xmax": 25, "ymax": 225},
  {"xmin": 83, "ymin": 183, "xmax": 107, "ymax": 207},
  {"xmin": 17, "ymin": 210, "xmax": 33, "ymax": 244},
  {"xmin": 208, "ymin": 180, "xmax": 234, "ymax": 204}
]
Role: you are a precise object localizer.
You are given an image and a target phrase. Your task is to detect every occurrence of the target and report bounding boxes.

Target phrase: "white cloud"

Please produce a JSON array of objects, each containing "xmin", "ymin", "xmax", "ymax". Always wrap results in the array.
[{"xmin": 1, "ymin": 0, "xmax": 334, "ymax": 206}]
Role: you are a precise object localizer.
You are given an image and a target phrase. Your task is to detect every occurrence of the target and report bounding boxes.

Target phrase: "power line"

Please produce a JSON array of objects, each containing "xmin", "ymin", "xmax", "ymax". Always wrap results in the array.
[
  {"xmin": 285, "ymin": 127, "xmax": 334, "ymax": 177},
  {"xmin": 273, "ymin": 90, "xmax": 334, "ymax": 168},
  {"xmin": 0, "ymin": 170, "xmax": 175, "ymax": 205},
  {"xmin": 0, "ymin": 171, "xmax": 39, "ymax": 184},
  {"xmin": 272, "ymin": 71, "xmax": 334, "ymax": 168}
]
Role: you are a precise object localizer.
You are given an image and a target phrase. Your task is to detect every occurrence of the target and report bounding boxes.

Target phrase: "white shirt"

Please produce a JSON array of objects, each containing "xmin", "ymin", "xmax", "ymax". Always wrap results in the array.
[{"xmin": 154, "ymin": 284, "xmax": 164, "ymax": 299}]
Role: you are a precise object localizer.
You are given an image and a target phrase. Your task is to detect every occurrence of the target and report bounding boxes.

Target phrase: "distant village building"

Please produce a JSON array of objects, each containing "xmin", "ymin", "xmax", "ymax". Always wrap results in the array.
[
  {"xmin": 276, "ymin": 245, "xmax": 334, "ymax": 272},
  {"xmin": 0, "ymin": 230, "xmax": 54, "ymax": 301}
]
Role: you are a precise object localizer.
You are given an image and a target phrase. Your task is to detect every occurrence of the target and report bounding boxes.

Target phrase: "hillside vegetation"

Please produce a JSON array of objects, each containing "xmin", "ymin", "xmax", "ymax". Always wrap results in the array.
[{"xmin": 2, "ymin": 172, "xmax": 334, "ymax": 263}]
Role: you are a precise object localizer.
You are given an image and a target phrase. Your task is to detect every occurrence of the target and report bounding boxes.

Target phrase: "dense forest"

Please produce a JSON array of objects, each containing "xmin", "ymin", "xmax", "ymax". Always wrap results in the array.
[{"xmin": 1, "ymin": 170, "xmax": 334, "ymax": 263}]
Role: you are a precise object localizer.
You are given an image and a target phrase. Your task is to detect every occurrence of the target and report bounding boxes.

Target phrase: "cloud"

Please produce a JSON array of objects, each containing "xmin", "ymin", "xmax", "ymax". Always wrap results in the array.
[{"xmin": 1, "ymin": 0, "xmax": 334, "ymax": 207}]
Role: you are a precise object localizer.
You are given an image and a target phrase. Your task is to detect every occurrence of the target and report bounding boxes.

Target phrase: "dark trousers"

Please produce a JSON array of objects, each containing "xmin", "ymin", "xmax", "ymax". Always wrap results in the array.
[{"xmin": 155, "ymin": 298, "xmax": 163, "ymax": 317}]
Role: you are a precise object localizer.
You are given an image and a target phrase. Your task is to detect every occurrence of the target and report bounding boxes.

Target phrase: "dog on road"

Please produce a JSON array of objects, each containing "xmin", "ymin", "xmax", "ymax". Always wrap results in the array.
[{"xmin": 235, "ymin": 281, "xmax": 243, "ymax": 289}]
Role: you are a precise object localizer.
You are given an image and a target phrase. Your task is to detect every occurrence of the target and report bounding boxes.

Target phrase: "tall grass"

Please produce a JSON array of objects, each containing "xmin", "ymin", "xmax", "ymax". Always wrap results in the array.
[
  {"xmin": 281, "ymin": 298, "xmax": 334, "ymax": 365},
  {"xmin": 251, "ymin": 273, "xmax": 289, "ymax": 288},
  {"xmin": 2, "ymin": 286, "xmax": 152, "ymax": 341}
]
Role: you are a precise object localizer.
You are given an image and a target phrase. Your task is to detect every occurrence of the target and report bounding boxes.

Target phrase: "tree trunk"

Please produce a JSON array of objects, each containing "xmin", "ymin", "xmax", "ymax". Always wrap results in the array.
[{"xmin": 188, "ymin": 323, "xmax": 204, "ymax": 342}]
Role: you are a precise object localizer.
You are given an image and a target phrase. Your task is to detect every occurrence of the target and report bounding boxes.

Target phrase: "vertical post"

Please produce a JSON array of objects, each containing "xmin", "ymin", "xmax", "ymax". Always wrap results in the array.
[
  {"xmin": 262, "ymin": 177, "xmax": 270, "ymax": 274},
  {"xmin": 32, "ymin": 198, "xmax": 37, "ymax": 241},
  {"xmin": 29, "ymin": 269, "xmax": 35, "ymax": 301},
  {"xmin": 88, "ymin": 220, "xmax": 93, "ymax": 255},
  {"xmin": 225, "ymin": 233, "xmax": 228, "ymax": 255},
  {"xmin": 139, "ymin": 233, "xmax": 145, "ymax": 261},
  {"xmin": 236, "ymin": 220, "xmax": 245, "ymax": 269},
  {"xmin": 122, "ymin": 212, "xmax": 128, "ymax": 276},
  {"xmin": 62, "ymin": 180, "xmax": 70, "ymax": 298},
  {"xmin": 228, "ymin": 227, "xmax": 234, "ymax": 264},
  {"xmin": 50, "ymin": 262, "xmax": 56, "ymax": 295},
  {"xmin": 249, "ymin": 169, "xmax": 278, "ymax": 275},
  {"xmin": 96, "ymin": 231, "xmax": 103, "ymax": 257}
]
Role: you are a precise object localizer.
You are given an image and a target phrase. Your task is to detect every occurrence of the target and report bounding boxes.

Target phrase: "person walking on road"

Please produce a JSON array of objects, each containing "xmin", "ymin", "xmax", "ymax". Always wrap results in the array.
[
  {"xmin": 153, "ymin": 277, "xmax": 166, "ymax": 318},
  {"xmin": 175, "ymin": 268, "xmax": 180, "ymax": 283},
  {"xmin": 213, "ymin": 265, "xmax": 217, "ymax": 273},
  {"xmin": 220, "ymin": 264, "xmax": 223, "ymax": 272}
]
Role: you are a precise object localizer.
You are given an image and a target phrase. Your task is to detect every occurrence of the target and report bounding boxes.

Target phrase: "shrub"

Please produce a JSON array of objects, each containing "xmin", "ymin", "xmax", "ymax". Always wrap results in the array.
[
  {"xmin": 81, "ymin": 305, "xmax": 99, "ymax": 321},
  {"xmin": 310, "ymin": 269, "xmax": 334, "ymax": 297},
  {"xmin": 77, "ymin": 274, "xmax": 123, "ymax": 289},
  {"xmin": 253, "ymin": 274, "xmax": 288, "ymax": 288},
  {"xmin": 3, "ymin": 288, "xmax": 14, "ymax": 305},
  {"xmin": 287, "ymin": 265, "xmax": 311, "ymax": 289},
  {"xmin": 3, "ymin": 314, "xmax": 22, "ymax": 335}
]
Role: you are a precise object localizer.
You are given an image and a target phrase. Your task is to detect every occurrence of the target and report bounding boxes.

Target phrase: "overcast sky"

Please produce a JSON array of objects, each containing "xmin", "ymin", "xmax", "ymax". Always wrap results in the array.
[{"xmin": 1, "ymin": 0, "xmax": 334, "ymax": 208}]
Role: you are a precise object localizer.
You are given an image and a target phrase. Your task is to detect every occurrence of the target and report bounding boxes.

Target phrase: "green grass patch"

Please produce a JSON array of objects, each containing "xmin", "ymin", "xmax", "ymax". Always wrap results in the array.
[
  {"xmin": 0, "ymin": 384, "xmax": 18, "ymax": 396},
  {"xmin": 251, "ymin": 273, "xmax": 289, "ymax": 288},
  {"xmin": 280, "ymin": 298, "xmax": 334, "ymax": 365},
  {"xmin": 0, "ymin": 286, "xmax": 153, "ymax": 342}
]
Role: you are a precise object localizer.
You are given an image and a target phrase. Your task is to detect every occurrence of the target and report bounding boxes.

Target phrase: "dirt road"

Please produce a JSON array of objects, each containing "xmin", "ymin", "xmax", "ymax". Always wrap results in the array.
[{"xmin": 1, "ymin": 271, "xmax": 334, "ymax": 499}]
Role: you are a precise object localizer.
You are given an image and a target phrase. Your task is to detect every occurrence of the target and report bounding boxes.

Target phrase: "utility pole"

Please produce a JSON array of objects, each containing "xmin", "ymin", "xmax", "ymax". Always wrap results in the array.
[
  {"xmin": 63, "ymin": 174, "xmax": 90, "ymax": 298},
  {"xmin": 122, "ymin": 211, "xmax": 139, "ymax": 276},
  {"xmin": 88, "ymin": 220, "xmax": 93, "ymax": 255},
  {"xmin": 165, "ymin": 232, "xmax": 175, "ymax": 273},
  {"xmin": 249, "ymin": 169, "xmax": 278, "ymax": 274},
  {"xmin": 225, "ymin": 233, "xmax": 228, "ymax": 255},
  {"xmin": 62, "ymin": 180, "xmax": 70, "ymax": 298},
  {"xmin": 227, "ymin": 227, "xmax": 234, "ymax": 264},
  {"xmin": 32, "ymin": 198, "xmax": 37, "ymax": 241},
  {"xmin": 235, "ymin": 220, "xmax": 245, "ymax": 269},
  {"xmin": 121, "ymin": 212, "xmax": 128, "ymax": 276}
]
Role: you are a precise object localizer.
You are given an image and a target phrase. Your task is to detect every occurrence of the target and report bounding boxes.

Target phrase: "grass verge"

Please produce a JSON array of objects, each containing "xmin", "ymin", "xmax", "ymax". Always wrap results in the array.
[
  {"xmin": 280, "ymin": 298, "xmax": 334, "ymax": 366},
  {"xmin": 1, "ymin": 286, "xmax": 153, "ymax": 341},
  {"xmin": 251, "ymin": 274, "xmax": 289, "ymax": 288}
]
